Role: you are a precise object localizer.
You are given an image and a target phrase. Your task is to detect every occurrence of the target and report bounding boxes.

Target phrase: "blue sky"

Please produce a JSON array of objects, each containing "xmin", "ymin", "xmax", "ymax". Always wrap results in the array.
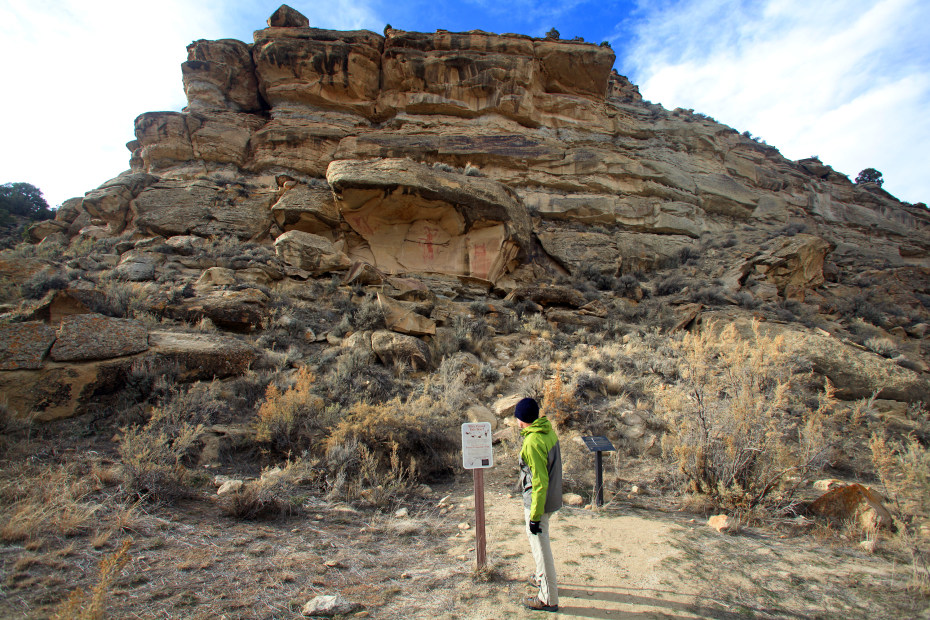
[{"xmin": 2, "ymin": 0, "xmax": 928, "ymax": 208}]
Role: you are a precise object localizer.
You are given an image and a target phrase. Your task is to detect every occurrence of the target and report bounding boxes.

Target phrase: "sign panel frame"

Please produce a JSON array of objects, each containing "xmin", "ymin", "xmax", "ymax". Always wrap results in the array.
[{"xmin": 461, "ymin": 422, "xmax": 493, "ymax": 470}]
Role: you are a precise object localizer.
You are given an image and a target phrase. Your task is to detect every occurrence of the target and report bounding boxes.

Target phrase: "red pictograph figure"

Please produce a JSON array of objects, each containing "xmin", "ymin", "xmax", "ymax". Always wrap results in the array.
[
  {"xmin": 472, "ymin": 242, "xmax": 489, "ymax": 277},
  {"xmin": 346, "ymin": 213, "xmax": 374, "ymax": 236},
  {"xmin": 421, "ymin": 225, "xmax": 436, "ymax": 262}
]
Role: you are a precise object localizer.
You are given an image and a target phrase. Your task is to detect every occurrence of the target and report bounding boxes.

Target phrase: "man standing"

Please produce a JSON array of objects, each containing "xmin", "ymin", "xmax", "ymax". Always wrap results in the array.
[{"xmin": 515, "ymin": 397, "xmax": 562, "ymax": 612}]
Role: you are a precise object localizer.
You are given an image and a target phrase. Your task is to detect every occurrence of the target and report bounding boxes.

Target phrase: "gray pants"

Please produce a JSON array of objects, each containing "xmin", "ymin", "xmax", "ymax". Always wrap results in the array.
[{"xmin": 524, "ymin": 507, "xmax": 558, "ymax": 606}]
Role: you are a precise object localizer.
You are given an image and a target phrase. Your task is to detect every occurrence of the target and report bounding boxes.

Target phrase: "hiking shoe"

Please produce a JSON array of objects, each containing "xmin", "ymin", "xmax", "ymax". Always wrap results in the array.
[{"xmin": 523, "ymin": 596, "xmax": 558, "ymax": 612}]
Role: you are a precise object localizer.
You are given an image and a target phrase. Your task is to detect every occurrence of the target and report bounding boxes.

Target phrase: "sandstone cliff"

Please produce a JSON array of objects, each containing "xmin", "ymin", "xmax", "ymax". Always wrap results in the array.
[{"xmin": 11, "ymin": 4, "xmax": 930, "ymax": 420}]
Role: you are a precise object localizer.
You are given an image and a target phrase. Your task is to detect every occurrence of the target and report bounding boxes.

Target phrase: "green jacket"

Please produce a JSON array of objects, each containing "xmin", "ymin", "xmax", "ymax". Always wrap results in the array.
[{"xmin": 518, "ymin": 417, "xmax": 563, "ymax": 521}]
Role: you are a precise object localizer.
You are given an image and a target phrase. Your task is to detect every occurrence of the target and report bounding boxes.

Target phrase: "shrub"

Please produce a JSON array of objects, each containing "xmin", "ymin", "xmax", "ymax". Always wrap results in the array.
[
  {"xmin": 463, "ymin": 162, "xmax": 483, "ymax": 177},
  {"xmin": 118, "ymin": 403, "xmax": 207, "ymax": 503},
  {"xmin": 20, "ymin": 269, "xmax": 69, "ymax": 299},
  {"xmin": 864, "ymin": 337, "xmax": 899, "ymax": 358},
  {"xmin": 870, "ymin": 433, "xmax": 930, "ymax": 594},
  {"xmin": 324, "ymin": 348, "xmax": 397, "ymax": 405},
  {"xmin": 254, "ymin": 367, "xmax": 331, "ymax": 453},
  {"xmin": 352, "ymin": 294, "xmax": 385, "ymax": 331},
  {"xmin": 655, "ymin": 275, "xmax": 687, "ymax": 296},
  {"xmin": 542, "ymin": 368, "xmax": 576, "ymax": 429},
  {"xmin": 656, "ymin": 321, "xmax": 834, "ymax": 515},
  {"xmin": 325, "ymin": 439, "xmax": 417, "ymax": 508},
  {"xmin": 325, "ymin": 396, "xmax": 458, "ymax": 482}
]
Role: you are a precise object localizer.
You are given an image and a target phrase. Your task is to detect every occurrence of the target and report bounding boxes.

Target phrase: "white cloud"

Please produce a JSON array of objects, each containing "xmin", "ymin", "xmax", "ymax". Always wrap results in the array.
[
  {"xmin": 623, "ymin": 0, "xmax": 930, "ymax": 203},
  {"xmin": 0, "ymin": 0, "xmax": 384, "ymax": 208}
]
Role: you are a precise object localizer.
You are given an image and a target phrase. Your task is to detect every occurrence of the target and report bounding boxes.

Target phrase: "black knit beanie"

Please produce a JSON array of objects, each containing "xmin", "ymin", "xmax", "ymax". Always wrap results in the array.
[{"xmin": 514, "ymin": 397, "xmax": 539, "ymax": 423}]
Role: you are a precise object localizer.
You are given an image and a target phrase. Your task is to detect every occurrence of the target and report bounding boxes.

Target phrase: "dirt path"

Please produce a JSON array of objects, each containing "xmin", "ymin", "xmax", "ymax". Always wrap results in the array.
[{"xmin": 431, "ymin": 465, "xmax": 925, "ymax": 620}]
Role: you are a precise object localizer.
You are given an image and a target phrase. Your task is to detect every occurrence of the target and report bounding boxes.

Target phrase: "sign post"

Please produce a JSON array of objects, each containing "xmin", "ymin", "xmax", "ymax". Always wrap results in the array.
[
  {"xmin": 462, "ymin": 422, "xmax": 493, "ymax": 569},
  {"xmin": 581, "ymin": 436, "xmax": 616, "ymax": 507}
]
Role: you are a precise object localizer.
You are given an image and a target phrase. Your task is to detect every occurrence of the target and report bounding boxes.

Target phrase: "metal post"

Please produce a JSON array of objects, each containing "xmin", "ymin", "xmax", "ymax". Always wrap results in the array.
[
  {"xmin": 474, "ymin": 468, "xmax": 486, "ymax": 568},
  {"xmin": 595, "ymin": 451, "xmax": 604, "ymax": 507}
]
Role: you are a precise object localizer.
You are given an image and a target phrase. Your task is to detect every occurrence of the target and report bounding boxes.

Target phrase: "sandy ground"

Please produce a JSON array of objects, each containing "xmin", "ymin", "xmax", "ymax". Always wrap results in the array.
[{"xmin": 429, "ymin": 463, "xmax": 926, "ymax": 620}]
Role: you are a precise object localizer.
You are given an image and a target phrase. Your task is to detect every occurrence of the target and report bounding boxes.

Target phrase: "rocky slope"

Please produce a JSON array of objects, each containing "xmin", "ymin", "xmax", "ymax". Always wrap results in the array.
[{"xmin": 5, "ymin": 4, "xmax": 930, "ymax": 423}]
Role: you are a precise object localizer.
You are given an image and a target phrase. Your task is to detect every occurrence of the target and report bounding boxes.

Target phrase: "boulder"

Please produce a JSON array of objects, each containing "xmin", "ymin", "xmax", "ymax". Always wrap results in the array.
[
  {"xmin": 301, "ymin": 594, "xmax": 360, "ymax": 617},
  {"xmin": 172, "ymin": 289, "xmax": 268, "ymax": 331},
  {"xmin": 270, "ymin": 184, "xmax": 340, "ymax": 235},
  {"xmin": 27, "ymin": 289, "xmax": 107, "ymax": 325},
  {"xmin": 813, "ymin": 479, "xmax": 846, "ymax": 492},
  {"xmin": 465, "ymin": 405, "xmax": 497, "ymax": 430},
  {"xmin": 562, "ymin": 493, "xmax": 585, "ymax": 507},
  {"xmin": 196, "ymin": 267, "xmax": 237, "ymax": 287},
  {"xmin": 147, "ymin": 330, "xmax": 258, "ymax": 380},
  {"xmin": 217, "ymin": 480, "xmax": 244, "ymax": 496},
  {"xmin": 0, "ymin": 322, "xmax": 57, "ymax": 370},
  {"xmin": 808, "ymin": 483, "xmax": 894, "ymax": 531},
  {"xmin": 27, "ymin": 220, "xmax": 69, "ymax": 243},
  {"xmin": 507, "ymin": 284, "xmax": 586, "ymax": 308},
  {"xmin": 183, "ymin": 39, "xmax": 262, "ymax": 112},
  {"xmin": 114, "ymin": 251, "xmax": 165, "ymax": 282},
  {"xmin": 0, "ymin": 358, "xmax": 143, "ymax": 420},
  {"xmin": 82, "ymin": 172, "xmax": 158, "ymax": 233},
  {"xmin": 378, "ymin": 292, "xmax": 436, "ymax": 336},
  {"xmin": 370, "ymin": 330, "xmax": 431, "ymax": 370},
  {"xmin": 708, "ymin": 514, "xmax": 739, "ymax": 533},
  {"xmin": 267, "ymin": 4, "xmax": 310, "ymax": 28},
  {"xmin": 493, "ymin": 394, "xmax": 525, "ymax": 418},
  {"xmin": 274, "ymin": 230, "xmax": 351, "ymax": 274},
  {"xmin": 50, "ymin": 314, "xmax": 149, "ymax": 362},
  {"xmin": 545, "ymin": 309, "xmax": 605, "ymax": 328}
]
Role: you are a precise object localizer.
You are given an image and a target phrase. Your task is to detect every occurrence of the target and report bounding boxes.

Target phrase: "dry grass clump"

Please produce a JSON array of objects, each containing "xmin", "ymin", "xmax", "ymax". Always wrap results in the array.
[
  {"xmin": 53, "ymin": 538, "xmax": 132, "ymax": 620},
  {"xmin": 0, "ymin": 461, "xmax": 100, "ymax": 542},
  {"xmin": 218, "ymin": 461, "xmax": 310, "ymax": 520},
  {"xmin": 326, "ymin": 439, "xmax": 419, "ymax": 507},
  {"xmin": 870, "ymin": 432, "xmax": 930, "ymax": 595},
  {"xmin": 655, "ymin": 320, "xmax": 834, "ymax": 515}
]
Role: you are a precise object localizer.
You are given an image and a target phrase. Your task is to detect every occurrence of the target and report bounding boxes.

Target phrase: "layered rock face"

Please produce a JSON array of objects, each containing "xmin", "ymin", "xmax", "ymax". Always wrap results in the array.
[
  {"xmin": 37, "ymin": 7, "xmax": 924, "ymax": 293},
  {"xmin": 22, "ymin": 6, "xmax": 930, "ymax": 416},
  {"xmin": 38, "ymin": 7, "xmax": 928, "ymax": 293}
]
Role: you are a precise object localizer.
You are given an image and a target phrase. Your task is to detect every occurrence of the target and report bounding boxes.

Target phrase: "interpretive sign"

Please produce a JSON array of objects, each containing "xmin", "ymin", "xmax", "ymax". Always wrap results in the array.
[
  {"xmin": 582, "ymin": 436, "xmax": 616, "ymax": 453},
  {"xmin": 461, "ymin": 422, "xmax": 493, "ymax": 469},
  {"xmin": 581, "ymin": 435, "xmax": 616, "ymax": 507}
]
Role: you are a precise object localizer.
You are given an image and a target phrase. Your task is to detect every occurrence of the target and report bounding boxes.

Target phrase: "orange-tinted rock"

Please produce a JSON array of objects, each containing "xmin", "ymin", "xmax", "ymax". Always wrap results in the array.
[
  {"xmin": 808, "ymin": 483, "xmax": 894, "ymax": 531},
  {"xmin": 0, "ymin": 321, "xmax": 56, "ymax": 370},
  {"xmin": 708, "ymin": 514, "xmax": 738, "ymax": 533}
]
